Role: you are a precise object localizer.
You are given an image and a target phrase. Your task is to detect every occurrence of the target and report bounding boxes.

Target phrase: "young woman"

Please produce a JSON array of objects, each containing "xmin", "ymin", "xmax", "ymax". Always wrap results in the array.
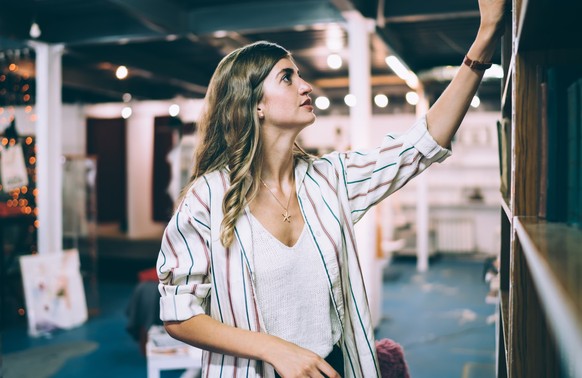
[{"xmin": 156, "ymin": 1, "xmax": 506, "ymax": 376}]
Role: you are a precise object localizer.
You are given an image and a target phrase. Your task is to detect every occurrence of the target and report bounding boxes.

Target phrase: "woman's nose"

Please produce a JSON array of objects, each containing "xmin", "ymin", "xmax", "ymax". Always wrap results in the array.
[{"xmin": 299, "ymin": 78, "xmax": 313, "ymax": 94}]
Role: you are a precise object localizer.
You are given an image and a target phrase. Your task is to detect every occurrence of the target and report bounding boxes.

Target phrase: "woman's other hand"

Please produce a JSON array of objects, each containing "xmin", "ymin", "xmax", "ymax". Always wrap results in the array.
[{"xmin": 268, "ymin": 338, "xmax": 340, "ymax": 378}]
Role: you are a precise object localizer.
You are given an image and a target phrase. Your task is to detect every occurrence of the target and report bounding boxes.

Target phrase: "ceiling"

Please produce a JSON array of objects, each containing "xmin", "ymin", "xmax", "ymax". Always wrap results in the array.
[{"xmin": 0, "ymin": 0, "xmax": 502, "ymax": 114}]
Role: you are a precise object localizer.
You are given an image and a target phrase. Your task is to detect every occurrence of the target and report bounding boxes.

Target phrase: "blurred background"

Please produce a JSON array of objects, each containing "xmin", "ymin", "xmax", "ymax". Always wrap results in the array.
[{"xmin": 1, "ymin": 1, "xmax": 503, "ymax": 377}]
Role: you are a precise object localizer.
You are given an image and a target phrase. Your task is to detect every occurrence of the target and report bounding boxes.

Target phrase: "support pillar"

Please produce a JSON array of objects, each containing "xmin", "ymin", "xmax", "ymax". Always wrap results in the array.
[
  {"xmin": 415, "ymin": 87, "xmax": 430, "ymax": 272},
  {"xmin": 32, "ymin": 42, "xmax": 64, "ymax": 255},
  {"xmin": 345, "ymin": 11, "xmax": 382, "ymax": 327}
]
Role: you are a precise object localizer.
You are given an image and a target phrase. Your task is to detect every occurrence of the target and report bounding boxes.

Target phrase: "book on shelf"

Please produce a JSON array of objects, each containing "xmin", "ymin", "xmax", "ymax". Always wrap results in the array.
[
  {"xmin": 567, "ymin": 79, "xmax": 581, "ymax": 227},
  {"xmin": 538, "ymin": 66, "xmax": 548, "ymax": 219},
  {"xmin": 543, "ymin": 66, "xmax": 582, "ymax": 224},
  {"xmin": 579, "ymin": 78, "xmax": 582, "ymax": 228},
  {"xmin": 496, "ymin": 117, "xmax": 511, "ymax": 201}
]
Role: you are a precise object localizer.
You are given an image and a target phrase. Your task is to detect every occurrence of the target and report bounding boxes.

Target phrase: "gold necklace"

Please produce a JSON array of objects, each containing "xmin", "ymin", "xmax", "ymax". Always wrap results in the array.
[{"xmin": 259, "ymin": 178, "xmax": 294, "ymax": 223}]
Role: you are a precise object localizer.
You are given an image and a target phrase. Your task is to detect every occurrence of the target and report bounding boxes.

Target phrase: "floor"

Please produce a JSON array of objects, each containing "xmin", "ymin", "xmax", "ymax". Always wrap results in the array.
[{"xmin": 1, "ymin": 250, "xmax": 497, "ymax": 378}]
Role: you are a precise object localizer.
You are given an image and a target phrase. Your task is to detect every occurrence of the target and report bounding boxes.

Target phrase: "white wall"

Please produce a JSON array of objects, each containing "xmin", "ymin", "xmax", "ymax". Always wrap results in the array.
[{"xmin": 5, "ymin": 102, "xmax": 500, "ymax": 249}]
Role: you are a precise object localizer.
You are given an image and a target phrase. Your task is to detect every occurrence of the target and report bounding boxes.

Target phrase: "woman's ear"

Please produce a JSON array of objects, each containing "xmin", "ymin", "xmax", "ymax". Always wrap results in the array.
[{"xmin": 257, "ymin": 107, "xmax": 264, "ymax": 120}]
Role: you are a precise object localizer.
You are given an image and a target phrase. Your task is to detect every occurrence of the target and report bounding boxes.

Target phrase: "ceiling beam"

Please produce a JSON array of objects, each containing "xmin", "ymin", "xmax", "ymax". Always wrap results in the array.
[
  {"xmin": 62, "ymin": 66, "xmax": 179, "ymax": 100},
  {"xmin": 65, "ymin": 45, "xmax": 209, "ymax": 94},
  {"xmin": 384, "ymin": 11, "xmax": 479, "ymax": 24},
  {"xmin": 187, "ymin": 1, "xmax": 343, "ymax": 35},
  {"xmin": 314, "ymin": 74, "xmax": 405, "ymax": 89},
  {"xmin": 108, "ymin": 0, "xmax": 189, "ymax": 34},
  {"xmin": 8, "ymin": 1, "xmax": 343, "ymax": 47},
  {"xmin": 383, "ymin": 1, "xmax": 479, "ymax": 18},
  {"xmin": 328, "ymin": 0, "xmax": 357, "ymax": 12},
  {"xmin": 63, "ymin": 68, "xmax": 133, "ymax": 100},
  {"xmin": 0, "ymin": 37, "xmax": 29, "ymax": 51},
  {"xmin": 38, "ymin": 15, "xmax": 164, "ymax": 46}
]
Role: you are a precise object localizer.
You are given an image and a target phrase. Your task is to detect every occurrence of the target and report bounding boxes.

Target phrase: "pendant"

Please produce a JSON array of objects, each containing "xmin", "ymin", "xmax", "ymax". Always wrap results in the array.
[{"xmin": 282, "ymin": 211, "xmax": 291, "ymax": 223}]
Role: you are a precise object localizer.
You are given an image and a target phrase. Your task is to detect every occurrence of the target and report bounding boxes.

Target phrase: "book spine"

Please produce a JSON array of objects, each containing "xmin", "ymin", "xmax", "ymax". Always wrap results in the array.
[
  {"xmin": 567, "ymin": 81, "xmax": 580, "ymax": 226},
  {"xmin": 538, "ymin": 78, "xmax": 548, "ymax": 219},
  {"xmin": 578, "ymin": 78, "xmax": 582, "ymax": 227}
]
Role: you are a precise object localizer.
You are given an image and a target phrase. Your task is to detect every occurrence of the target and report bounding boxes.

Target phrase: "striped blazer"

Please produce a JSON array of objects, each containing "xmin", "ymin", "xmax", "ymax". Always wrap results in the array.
[{"xmin": 157, "ymin": 115, "xmax": 451, "ymax": 377}]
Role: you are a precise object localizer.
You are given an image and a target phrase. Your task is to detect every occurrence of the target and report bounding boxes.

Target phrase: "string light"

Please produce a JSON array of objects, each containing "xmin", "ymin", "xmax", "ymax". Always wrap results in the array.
[
  {"xmin": 327, "ymin": 54, "xmax": 342, "ymax": 70},
  {"xmin": 405, "ymin": 91, "xmax": 419, "ymax": 105},
  {"xmin": 116, "ymin": 66, "xmax": 128, "ymax": 80},
  {"xmin": 0, "ymin": 50, "xmax": 38, "ymax": 255},
  {"xmin": 169, "ymin": 104, "xmax": 180, "ymax": 117},
  {"xmin": 315, "ymin": 96, "xmax": 330, "ymax": 110},
  {"xmin": 344, "ymin": 94, "xmax": 357, "ymax": 107},
  {"xmin": 374, "ymin": 94, "xmax": 389, "ymax": 108}
]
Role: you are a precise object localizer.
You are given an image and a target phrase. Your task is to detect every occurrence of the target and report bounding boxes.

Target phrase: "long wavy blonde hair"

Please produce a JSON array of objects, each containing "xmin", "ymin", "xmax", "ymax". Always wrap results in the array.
[{"xmin": 179, "ymin": 41, "xmax": 310, "ymax": 247}]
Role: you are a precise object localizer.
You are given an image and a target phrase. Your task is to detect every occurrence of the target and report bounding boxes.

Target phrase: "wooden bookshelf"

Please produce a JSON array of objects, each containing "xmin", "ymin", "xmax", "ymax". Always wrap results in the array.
[
  {"xmin": 497, "ymin": 0, "xmax": 582, "ymax": 377},
  {"xmin": 514, "ymin": 218, "xmax": 582, "ymax": 372}
]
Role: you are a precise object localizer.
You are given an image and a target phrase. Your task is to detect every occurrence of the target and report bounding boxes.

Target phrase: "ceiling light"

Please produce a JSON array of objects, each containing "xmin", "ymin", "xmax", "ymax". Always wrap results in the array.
[
  {"xmin": 116, "ymin": 66, "xmax": 128, "ymax": 80},
  {"xmin": 121, "ymin": 106, "xmax": 132, "ymax": 119},
  {"xmin": 471, "ymin": 96, "xmax": 481, "ymax": 108},
  {"xmin": 327, "ymin": 54, "xmax": 342, "ymax": 70},
  {"xmin": 169, "ymin": 104, "xmax": 180, "ymax": 117},
  {"xmin": 405, "ymin": 91, "xmax": 419, "ymax": 106},
  {"xmin": 29, "ymin": 21, "xmax": 41, "ymax": 39},
  {"xmin": 385, "ymin": 55, "xmax": 419, "ymax": 89},
  {"xmin": 326, "ymin": 24, "xmax": 344, "ymax": 51},
  {"xmin": 315, "ymin": 96, "xmax": 330, "ymax": 110},
  {"xmin": 344, "ymin": 94, "xmax": 356, "ymax": 107},
  {"xmin": 213, "ymin": 30, "xmax": 229, "ymax": 38},
  {"xmin": 374, "ymin": 94, "xmax": 389, "ymax": 108}
]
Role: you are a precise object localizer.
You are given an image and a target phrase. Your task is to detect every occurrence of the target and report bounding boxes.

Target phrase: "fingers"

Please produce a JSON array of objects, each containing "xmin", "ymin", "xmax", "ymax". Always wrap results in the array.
[
  {"xmin": 275, "ymin": 357, "xmax": 340, "ymax": 378},
  {"xmin": 318, "ymin": 361, "xmax": 340, "ymax": 378}
]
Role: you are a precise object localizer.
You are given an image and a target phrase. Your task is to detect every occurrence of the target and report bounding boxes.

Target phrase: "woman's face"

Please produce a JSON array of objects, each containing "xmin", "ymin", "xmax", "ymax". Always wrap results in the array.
[{"xmin": 257, "ymin": 58, "xmax": 315, "ymax": 130}]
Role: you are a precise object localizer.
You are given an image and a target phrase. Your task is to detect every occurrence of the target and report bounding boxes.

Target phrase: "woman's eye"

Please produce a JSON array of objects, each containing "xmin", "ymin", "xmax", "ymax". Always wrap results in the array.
[{"xmin": 282, "ymin": 74, "xmax": 292, "ymax": 83}]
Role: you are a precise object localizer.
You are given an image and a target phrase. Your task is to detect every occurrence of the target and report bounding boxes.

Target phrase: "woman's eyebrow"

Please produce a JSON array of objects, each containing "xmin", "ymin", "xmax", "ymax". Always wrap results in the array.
[{"xmin": 277, "ymin": 67, "xmax": 296, "ymax": 78}]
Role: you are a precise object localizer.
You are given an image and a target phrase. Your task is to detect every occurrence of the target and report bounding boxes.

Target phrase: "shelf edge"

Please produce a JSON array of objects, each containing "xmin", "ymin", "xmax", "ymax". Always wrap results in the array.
[
  {"xmin": 499, "ymin": 289, "xmax": 510, "ymax": 378},
  {"xmin": 514, "ymin": 217, "xmax": 582, "ymax": 372},
  {"xmin": 501, "ymin": 55, "xmax": 514, "ymax": 110},
  {"xmin": 501, "ymin": 197, "xmax": 511, "ymax": 221}
]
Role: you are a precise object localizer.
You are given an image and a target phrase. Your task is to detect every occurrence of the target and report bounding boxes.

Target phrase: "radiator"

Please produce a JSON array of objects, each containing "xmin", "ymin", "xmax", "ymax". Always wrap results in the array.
[{"xmin": 435, "ymin": 217, "xmax": 476, "ymax": 253}]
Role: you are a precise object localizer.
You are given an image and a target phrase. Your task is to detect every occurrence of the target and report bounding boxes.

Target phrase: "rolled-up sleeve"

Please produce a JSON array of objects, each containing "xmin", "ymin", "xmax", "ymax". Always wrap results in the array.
[
  {"xmin": 338, "ymin": 115, "xmax": 451, "ymax": 223},
  {"xmin": 156, "ymin": 185, "xmax": 212, "ymax": 322}
]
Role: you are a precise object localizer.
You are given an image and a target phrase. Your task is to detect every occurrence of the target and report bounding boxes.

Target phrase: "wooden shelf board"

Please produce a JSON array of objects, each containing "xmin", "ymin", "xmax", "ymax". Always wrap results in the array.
[
  {"xmin": 514, "ymin": 217, "xmax": 582, "ymax": 371},
  {"xmin": 500, "ymin": 196, "xmax": 511, "ymax": 221},
  {"xmin": 500, "ymin": 56, "xmax": 514, "ymax": 110},
  {"xmin": 499, "ymin": 289, "xmax": 510, "ymax": 347}
]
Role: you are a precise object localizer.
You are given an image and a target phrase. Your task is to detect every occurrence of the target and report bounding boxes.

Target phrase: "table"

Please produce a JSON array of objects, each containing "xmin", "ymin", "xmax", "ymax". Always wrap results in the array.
[{"xmin": 146, "ymin": 326, "xmax": 202, "ymax": 378}]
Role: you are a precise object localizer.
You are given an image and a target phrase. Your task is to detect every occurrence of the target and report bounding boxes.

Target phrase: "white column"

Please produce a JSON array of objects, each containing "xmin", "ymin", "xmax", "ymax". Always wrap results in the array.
[
  {"xmin": 125, "ymin": 101, "xmax": 166, "ymax": 239},
  {"xmin": 33, "ymin": 42, "xmax": 64, "ymax": 255},
  {"xmin": 345, "ymin": 11, "xmax": 382, "ymax": 327},
  {"xmin": 415, "ymin": 87, "xmax": 430, "ymax": 272}
]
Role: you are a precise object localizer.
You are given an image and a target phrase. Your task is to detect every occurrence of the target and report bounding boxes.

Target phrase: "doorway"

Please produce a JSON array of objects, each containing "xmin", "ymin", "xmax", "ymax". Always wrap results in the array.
[{"xmin": 86, "ymin": 117, "xmax": 127, "ymax": 233}]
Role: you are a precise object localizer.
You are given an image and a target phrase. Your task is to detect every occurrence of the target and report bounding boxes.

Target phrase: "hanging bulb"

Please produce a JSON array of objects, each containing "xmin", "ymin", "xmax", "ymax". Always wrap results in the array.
[{"xmin": 29, "ymin": 22, "xmax": 41, "ymax": 39}]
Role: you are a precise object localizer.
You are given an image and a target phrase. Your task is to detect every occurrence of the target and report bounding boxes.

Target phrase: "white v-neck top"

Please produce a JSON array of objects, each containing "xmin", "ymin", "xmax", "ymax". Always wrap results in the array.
[{"xmin": 249, "ymin": 213, "xmax": 342, "ymax": 357}]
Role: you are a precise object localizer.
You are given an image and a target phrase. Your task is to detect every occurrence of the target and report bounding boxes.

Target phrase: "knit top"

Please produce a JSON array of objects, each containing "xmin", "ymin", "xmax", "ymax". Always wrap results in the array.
[{"xmin": 250, "ymin": 212, "xmax": 342, "ymax": 357}]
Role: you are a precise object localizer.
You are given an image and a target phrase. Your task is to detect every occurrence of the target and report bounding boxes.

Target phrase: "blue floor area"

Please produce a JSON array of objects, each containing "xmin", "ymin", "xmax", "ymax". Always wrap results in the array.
[
  {"xmin": 2, "ymin": 254, "xmax": 496, "ymax": 378},
  {"xmin": 375, "ymin": 256, "xmax": 496, "ymax": 378}
]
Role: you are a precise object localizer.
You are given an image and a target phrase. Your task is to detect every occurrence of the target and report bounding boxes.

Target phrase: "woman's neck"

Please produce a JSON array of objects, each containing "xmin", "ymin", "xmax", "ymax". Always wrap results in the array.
[{"xmin": 260, "ymin": 128, "xmax": 297, "ymax": 185}]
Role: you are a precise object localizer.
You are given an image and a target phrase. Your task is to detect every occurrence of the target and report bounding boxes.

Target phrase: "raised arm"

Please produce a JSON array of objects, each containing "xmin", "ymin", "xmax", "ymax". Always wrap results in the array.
[{"xmin": 426, "ymin": 0, "xmax": 506, "ymax": 147}]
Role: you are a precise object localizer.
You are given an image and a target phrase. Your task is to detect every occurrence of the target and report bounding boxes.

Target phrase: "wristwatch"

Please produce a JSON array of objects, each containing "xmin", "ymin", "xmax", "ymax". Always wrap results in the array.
[{"xmin": 463, "ymin": 55, "xmax": 492, "ymax": 71}]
